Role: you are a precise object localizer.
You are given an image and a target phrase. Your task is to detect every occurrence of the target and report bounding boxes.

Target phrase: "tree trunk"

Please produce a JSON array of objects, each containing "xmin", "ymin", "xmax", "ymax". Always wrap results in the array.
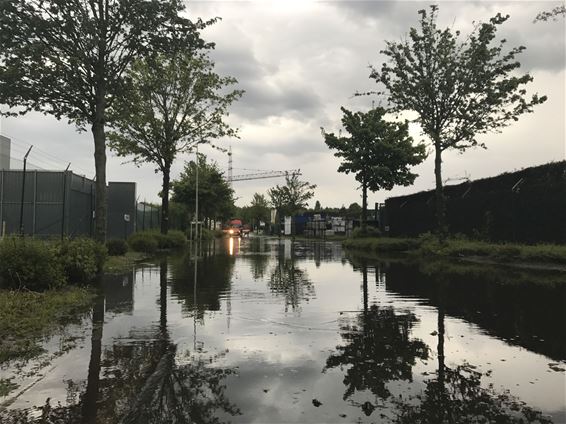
[
  {"xmin": 362, "ymin": 262, "xmax": 368, "ymax": 315},
  {"xmin": 437, "ymin": 301, "xmax": 446, "ymax": 422},
  {"xmin": 161, "ymin": 167, "xmax": 170, "ymax": 234},
  {"xmin": 361, "ymin": 178, "xmax": 368, "ymax": 233},
  {"xmin": 81, "ymin": 293, "xmax": 105, "ymax": 423},
  {"xmin": 433, "ymin": 144, "xmax": 446, "ymax": 239},
  {"xmin": 92, "ymin": 110, "xmax": 107, "ymax": 243}
]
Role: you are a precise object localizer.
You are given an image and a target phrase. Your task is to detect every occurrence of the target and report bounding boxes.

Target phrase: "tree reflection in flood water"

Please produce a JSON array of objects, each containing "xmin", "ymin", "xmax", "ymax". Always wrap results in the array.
[
  {"xmin": 1, "ymin": 239, "xmax": 564, "ymax": 423},
  {"xmin": 325, "ymin": 264, "xmax": 429, "ymax": 416}
]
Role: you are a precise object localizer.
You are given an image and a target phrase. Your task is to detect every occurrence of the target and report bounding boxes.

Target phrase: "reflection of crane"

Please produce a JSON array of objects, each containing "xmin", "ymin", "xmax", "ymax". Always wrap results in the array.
[{"xmin": 226, "ymin": 146, "xmax": 301, "ymax": 184}]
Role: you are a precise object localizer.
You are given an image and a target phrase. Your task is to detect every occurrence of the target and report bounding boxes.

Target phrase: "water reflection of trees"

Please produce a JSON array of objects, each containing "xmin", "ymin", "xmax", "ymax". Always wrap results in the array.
[
  {"xmin": 398, "ymin": 284, "xmax": 553, "ymax": 424},
  {"xmin": 384, "ymin": 260, "xmax": 566, "ymax": 362},
  {"xmin": 117, "ymin": 257, "xmax": 240, "ymax": 423},
  {"xmin": 268, "ymin": 252, "xmax": 315, "ymax": 312},
  {"xmin": 168, "ymin": 247, "xmax": 235, "ymax": 320},
  {"xmin": 325, "ymin": 304, "xmax": 428, "ymax": 415},
  {"xmin": 395, "ymin": 362, "xmax": 553, "ymax": 424},
  {"xmin": 2, "ymin": 257, "xmax": 240, "ymax": 424}
]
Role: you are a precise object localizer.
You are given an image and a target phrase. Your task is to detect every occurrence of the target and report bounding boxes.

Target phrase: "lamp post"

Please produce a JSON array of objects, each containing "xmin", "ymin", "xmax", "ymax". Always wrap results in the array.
[{"xmin": 195, "ymin": 143, "xmax": 200, "ymax": 241}]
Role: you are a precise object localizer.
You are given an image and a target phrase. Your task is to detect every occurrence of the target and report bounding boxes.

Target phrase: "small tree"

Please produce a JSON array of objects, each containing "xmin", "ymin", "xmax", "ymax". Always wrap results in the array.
[
  {"xmin": 108, "ymin": 51, "xmax": 242, "ymax": 234},
  {"xmin": 0, "ymin": 0, "xmax": 208, "ymax": 241},
  {"xmin": 249, "ymin": 193, "xmax": 270, "ymax": 230},
  {"xmin": 370, "ymin": 6, "xmax": 546, "ymax": 235},
  {"xmin": 267, "ymin": 174, "xmax": 316, "ymax": 233},
  {"xmin": 323, "ymin": 107, "xmax": 426, "ymax": 232},
  {"xmin": 171, "ymin": 155, "xmax": 234, "ymax": 227},
  {"xmin": 268, "ymin": 174, "xmax": 316, "ymax": 217}
]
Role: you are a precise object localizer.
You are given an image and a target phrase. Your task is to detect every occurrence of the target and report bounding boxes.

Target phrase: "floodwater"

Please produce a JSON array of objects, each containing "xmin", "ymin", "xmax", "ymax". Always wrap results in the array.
[{"xmin": 1, "ymin": 237, "xmax": 566, "ymax": 423}]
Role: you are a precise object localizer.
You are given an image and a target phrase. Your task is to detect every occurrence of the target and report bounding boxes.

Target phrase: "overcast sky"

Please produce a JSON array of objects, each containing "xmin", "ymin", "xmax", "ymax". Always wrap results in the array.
[{"xmin": 0, "ymin": 0, "xmax": 564, "ymax": 208}]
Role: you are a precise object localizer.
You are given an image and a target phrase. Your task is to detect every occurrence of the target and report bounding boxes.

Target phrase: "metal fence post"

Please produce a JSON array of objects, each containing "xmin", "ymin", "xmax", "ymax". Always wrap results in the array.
[
  {"xmin": 61, "ymin": 164, "xmax": 71, "ymax": 240},
  {"xmin": 0, "ymin": 170, "xmax": 3, "ymax": 237},
  {"xmin": 19, "ymin": 146, "xmax": 33, "ymax": 236},
  {"xmin": 142, "ymin": 201, "xmax": 146, "ymax": 231}
]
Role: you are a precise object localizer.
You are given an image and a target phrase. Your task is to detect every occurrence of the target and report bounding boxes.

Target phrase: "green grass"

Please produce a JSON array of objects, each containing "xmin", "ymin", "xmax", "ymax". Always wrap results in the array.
[
  {"xmin": 0, "ymin": 287, "xmax": 95, "ymax": 365},
  {"xmin": 343, "ymin": 237, "xmax": 420, "ymax": 253},
  {"xmin": 104, "ymin": 251, "xmax": 149, "ymax": 273},
  {"xmin": 343, "ymin": 236, "xmax": 566, "ymax": 265},
  {"xmin": 0, "ymin": 378, "xmax": 19, "ymax": 397}
]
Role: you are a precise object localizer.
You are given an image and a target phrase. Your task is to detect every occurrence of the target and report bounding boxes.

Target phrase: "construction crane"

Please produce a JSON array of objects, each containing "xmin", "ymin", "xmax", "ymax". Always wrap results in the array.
[
  {"xmin": 226, "ymin": 146, "xmax": 300, "ymax": 184},
  {"xmin": 230, "ymin": 169, "xmax": 301, "ymax": 182}
]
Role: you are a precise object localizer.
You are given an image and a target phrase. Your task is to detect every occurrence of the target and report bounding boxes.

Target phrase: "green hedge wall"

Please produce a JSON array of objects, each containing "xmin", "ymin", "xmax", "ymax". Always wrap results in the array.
[{"xmin": 384, "ymin": 161, "xmax": 566, "ymax": 244}]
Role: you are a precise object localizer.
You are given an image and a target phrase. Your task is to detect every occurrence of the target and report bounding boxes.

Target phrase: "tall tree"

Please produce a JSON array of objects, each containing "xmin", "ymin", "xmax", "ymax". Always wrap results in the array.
[
  {"xmin": 171, "ymin": 155, "xmax": 234, "ymax": 226},
  {"xmin": 534, "ymin": 5, "xmax": 566, "ymax": 22},
  {"xmin": 108, "ymin": 51, "xmax": 242, "ymax": 234},
  {"xmin": 370, "ymin": 6, "xmax": 546, "ymax": 235},
  {"xmin": 0, "ymin": 0, "xmax": 208, "ymax": 241},
  {"xmin": 323, "ymin": 107, "xmax": 426, "ymax": 232}
]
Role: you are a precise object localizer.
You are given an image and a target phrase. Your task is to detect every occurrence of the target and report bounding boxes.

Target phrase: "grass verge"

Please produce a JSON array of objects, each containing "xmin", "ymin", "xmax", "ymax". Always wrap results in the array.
[
  {"xmin": 343, "ymin": 236, "xmax": 566, "ymax": 266},
  {"xmin": 104, "ymin": 251, "xmax": 149, "ymax": 274},
  {"xmin": 0, "ymin": 287, "xmax": 95, "ymax": 365}
]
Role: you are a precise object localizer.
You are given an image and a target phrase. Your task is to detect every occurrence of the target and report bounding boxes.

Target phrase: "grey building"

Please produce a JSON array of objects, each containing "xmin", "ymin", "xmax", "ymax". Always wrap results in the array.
[{"xmin": 0, "ymin": 135, "xmax": 10, "ymax": 170}]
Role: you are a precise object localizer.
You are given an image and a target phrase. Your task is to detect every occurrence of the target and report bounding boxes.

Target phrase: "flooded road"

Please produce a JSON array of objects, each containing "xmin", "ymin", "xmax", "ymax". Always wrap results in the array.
[{"xmin": 2, "ymin": 237, "xmax": 565, "ymax": 423}]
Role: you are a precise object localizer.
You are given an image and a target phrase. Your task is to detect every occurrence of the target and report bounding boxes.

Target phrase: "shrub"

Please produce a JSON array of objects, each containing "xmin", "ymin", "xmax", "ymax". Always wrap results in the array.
[
  {"xmin": 188, "ymin": 227, "xmax": 220, "ymax": 240},
  {"xmin": 352, "ymin": 226, "xmax": 381, "ymax": 239},
  {"xmin": 127, "ymin": 232, "xmax": 158, "ymax": 253},
  {"xmin": 106, "ymin": 239, "xmax": 128, "ymax": 256},
  {"xmin": 0, "ymin": 238, "xmax": 66, "ymax": 290},
  {"xmin": 58, "ymin": 238, "xmax": 107, "ymax": 284},
  {"xmin": 152, "ymin": 230, "xmax": 186, "ymax": 249},
  {"xmin": 163, "ymin": 230, "xmax": 187, "ymax": 248}
]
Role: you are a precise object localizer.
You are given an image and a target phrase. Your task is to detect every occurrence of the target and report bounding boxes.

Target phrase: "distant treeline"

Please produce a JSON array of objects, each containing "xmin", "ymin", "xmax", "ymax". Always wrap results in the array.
[{"xmin": 383, "ymin": 161, "xmax": 566, "ymax": 244}]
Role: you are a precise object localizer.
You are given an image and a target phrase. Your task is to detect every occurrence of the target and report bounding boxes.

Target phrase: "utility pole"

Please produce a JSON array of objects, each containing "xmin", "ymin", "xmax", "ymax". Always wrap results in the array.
[{"xmin": 19, "ymin": 145, "xmax": 33, "ymax": 236}]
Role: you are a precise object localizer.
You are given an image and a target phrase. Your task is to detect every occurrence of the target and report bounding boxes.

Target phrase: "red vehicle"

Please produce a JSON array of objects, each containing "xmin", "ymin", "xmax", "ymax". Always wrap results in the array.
[{"xmin": 223, "ymin": 219, "xmax": 243, "ymax": 237}]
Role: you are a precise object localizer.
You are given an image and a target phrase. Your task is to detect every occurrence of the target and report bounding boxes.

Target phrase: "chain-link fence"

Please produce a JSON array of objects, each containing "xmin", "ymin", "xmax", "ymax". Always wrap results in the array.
[
  {"xmin": 0, "ymin": 135, "xmax": 142, "ymax": 239},
  {"xmin": 136, "ymin": 201, "xmax": 161, "ymax": 232}
]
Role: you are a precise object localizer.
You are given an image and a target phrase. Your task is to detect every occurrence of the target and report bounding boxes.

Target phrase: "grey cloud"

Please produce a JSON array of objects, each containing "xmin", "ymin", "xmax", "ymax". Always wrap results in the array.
[
  {"xmin": 234, "ymin": 82, "xmax": 323, "ymax": 122},
  {"xmin": 333, "ymin": 1, "xmax": 565, "ymax": 73},
  {"xmin": 501, "ymin": 26, "xmax": 566, "ymax": 73},
  {"xmin": 209, "ymin": 32, "xmax": 323, "ymax": 122},
  {"xmin": 234, "ymin": 135, "xmax": 326, "ymax": 159}
]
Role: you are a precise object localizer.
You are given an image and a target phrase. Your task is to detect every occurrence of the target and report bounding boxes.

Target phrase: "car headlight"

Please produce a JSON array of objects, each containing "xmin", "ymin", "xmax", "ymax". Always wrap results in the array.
[{"xmin": 229, "ymin": 229, "xmax": 234, "ymax": 234}]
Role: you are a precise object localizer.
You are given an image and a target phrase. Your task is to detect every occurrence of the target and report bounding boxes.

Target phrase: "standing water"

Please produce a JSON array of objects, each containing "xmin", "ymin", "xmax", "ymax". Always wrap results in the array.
[{"xmin": 1, "ymin": 237, "xmax": 565, "ymax": 423}]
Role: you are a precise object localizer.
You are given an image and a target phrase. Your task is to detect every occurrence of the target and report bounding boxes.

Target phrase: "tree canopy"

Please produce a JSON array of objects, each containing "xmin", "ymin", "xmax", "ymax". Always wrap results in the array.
[
  {"xmin": 267, "ymin": 174, "xmax": 316, "ymax": 217},
  {"xmin": 0, "ymin": 0, "xmax": 209, "ymax": 240},
  {"xmin": 108, "ymin": 51, "xmax": 242, "ymax": 233},
  {"xmin": 370, "ymin": 5, "xmax": 546, "ymax": 234},
  {"xmin": 171, "ymin": 155, "xmax": 234, "ymax": 224},
  {"xmin": 323, "ymin": 107, "xmax": 426, "ymax": 230}
]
